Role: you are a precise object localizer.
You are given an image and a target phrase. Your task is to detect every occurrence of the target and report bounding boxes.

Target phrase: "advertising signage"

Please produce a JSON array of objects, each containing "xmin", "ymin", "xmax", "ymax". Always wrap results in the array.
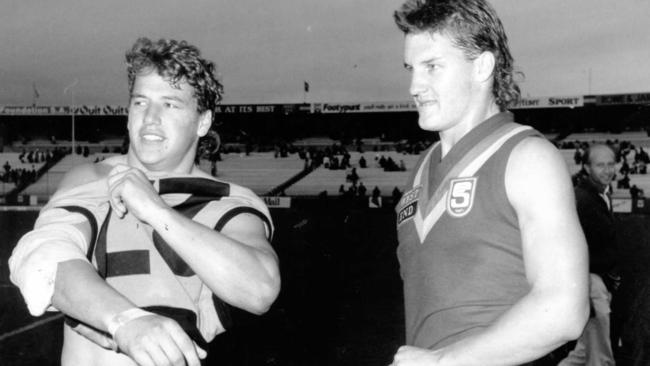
[
  {"xmin": 595, "ymin": 93, "xmax": 650, "ymax": 106},
  {"xmin": 510, "ymin": 96, "xmax": 583, "ymax": 109}
]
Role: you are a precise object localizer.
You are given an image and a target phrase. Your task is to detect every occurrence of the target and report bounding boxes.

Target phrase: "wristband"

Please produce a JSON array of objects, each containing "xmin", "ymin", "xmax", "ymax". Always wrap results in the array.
[{"xmin": 107, "ymin": 308, "xmax": 154, "ymax": 338}]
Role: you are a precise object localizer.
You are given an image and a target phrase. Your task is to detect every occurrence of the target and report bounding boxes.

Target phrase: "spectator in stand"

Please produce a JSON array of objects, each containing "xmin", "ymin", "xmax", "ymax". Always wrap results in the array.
[
  {"xmin": 619, "ymin": 160, "xmax": 630, "ymax": 176},
  {"xmin": 357, "ymin": 182, "xmax": 367, "ymax": 197},
  {"xmin": 618, "ymin": 172, "xmax": 630, "ymax": 189},
  {"xmin": 574, "ymin": 146, "xmax": 585, "ymax": 165},
  {"xmin": 399, "ymin": 159, "xmax": 407, "ymax": 171},
  {"xmin": 359, "ymin": 155, "xmax": 367, "ymax": 168},
  {"xmin": 206, "ymin": 130, "xmax": 221, "ymax": 177},
  {"xmin": 347, "ymin": 168, "xmax": 360, "ymax": 185},
  {"xmin": 348, "ymin": 182, "xmax": 357, "ymax": 196},
  {"xmin": 384, "ymin": 157, "xmax": 400, "ymax": 172},
  {"xmin": 371, "ymin": 186, "xmax": 382, "ymax": 207},
  {"xmin": 637, "ymin": 161, "xmax": 646, "ymax": 174},
  {"xmin": 637, "ymin": 147, "xmax": 649, "ymax": 164},
  {"xmin": 391, "ymin": 186, "xmax": 401, "ymax": 207},
  {"xmin": 629, "ymin": 184, "xmax": 644, "ymax": 199},
  {"xmin": 342, "ymin": 152, "xmax": 352, "ymax": 169},
  {"xmin": 331, "ymin": 156, "xmax": 340, "ymax": 170}
]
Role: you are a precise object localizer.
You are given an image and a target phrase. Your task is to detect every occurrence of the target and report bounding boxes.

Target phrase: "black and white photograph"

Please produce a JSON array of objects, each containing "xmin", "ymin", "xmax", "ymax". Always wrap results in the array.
[{"xmin": 1, "ymin": 1, "xmax": 650, "ymax": 365}]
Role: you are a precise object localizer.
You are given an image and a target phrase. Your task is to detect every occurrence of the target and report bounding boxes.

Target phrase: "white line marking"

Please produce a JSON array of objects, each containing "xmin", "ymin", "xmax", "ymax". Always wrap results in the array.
[{"xmin": 0, "ymin": 314, "xmax": 63, "ymax": 342}]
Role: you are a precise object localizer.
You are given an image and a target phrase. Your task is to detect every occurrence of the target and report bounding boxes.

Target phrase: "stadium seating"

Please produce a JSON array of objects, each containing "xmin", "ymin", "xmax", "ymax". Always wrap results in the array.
[
  {"xmin": 20, "ymin": 153, "xmax": 116, "ymax": 201},
  {"xmin": 0, "ymin": 152, "xmax": 47, "ymax": 171},
  {"xmin": 563, "ymin": 131, "xmax": 650, "ymax": 147},
  {"xmin": 198, "ymin": 152, "xmax": 305, "ymax": 195},
  {"xmin": 286, "ymin": 151, "xmax": 420, "ymax": 196}
]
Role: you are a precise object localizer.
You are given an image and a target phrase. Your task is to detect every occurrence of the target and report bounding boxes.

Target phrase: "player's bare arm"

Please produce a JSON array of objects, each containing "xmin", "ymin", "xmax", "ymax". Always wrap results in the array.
[{"xmin": 107, "ymin": 164, "xmax": 281, "ymax": 314}]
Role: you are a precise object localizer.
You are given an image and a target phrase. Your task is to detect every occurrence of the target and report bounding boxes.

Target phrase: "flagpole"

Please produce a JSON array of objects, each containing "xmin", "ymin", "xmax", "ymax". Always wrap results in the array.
[
  {"xmin": 32, "ymin": 82, "xmax": 38, "ymax": 107},
  {"xmin": 303, "ymin": 81, "xmax": 309, "ymax": 104},
  {"xmin": 64, "ymin": 79, "xmax": 79, "ymax": 160}
]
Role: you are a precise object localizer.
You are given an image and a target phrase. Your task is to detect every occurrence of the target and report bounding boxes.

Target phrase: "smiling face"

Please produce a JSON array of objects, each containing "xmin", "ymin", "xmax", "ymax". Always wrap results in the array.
[
  {"xmin": 404, "ymin": 31, "xmax": 485, "ymax": 137},
  {"xmin": 585, "ymin": 145, "xmax": 617, "ymax": 190},
  {"xmin": 127, "ymin": 70, "xmax": 211, "ymax": 174}
]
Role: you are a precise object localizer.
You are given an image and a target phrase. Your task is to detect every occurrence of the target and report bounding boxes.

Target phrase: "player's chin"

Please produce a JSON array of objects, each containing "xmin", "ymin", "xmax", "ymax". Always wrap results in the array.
[
  {"xmin": 134, "ymin": 149, "xmax": 166, "ymax": 166},
  {"xmin": 417, "ymin": 117, "xmax": 440, "ymax": 132}
]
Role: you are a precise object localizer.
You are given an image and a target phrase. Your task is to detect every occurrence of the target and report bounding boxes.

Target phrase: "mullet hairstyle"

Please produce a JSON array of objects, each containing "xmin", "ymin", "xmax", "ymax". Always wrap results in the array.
[
  {"xmin": 394, "ymin": 0, "xmax": 521, "ymax": 111},
  {"xmin": 126, "ymin": 37, "xmax": 224, "ymax": 120}
]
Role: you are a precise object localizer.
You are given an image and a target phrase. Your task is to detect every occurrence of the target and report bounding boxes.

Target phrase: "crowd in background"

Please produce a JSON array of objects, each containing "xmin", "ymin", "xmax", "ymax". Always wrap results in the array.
[{"xmin": 1, "ymin": 147, "xmax": 67, "ymax": 188}]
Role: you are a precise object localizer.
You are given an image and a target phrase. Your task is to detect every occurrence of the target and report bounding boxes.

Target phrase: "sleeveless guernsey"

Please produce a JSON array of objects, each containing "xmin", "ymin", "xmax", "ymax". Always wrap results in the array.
[{"xmin": 396, "ymin": 112, "xmax": 541, "ymax": 350}]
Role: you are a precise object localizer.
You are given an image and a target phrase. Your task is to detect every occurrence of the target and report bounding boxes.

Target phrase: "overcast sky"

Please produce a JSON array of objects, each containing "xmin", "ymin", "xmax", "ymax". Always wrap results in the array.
[{"xmin": 1, "ymin": 0, "xmax": 649, "ymax": 106}]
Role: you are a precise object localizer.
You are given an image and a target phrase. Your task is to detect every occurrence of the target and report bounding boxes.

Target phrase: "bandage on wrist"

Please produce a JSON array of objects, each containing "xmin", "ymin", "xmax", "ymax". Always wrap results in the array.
[{"xmin": 107, "ymin": 308, "xmax": 153, "ymax": 338}]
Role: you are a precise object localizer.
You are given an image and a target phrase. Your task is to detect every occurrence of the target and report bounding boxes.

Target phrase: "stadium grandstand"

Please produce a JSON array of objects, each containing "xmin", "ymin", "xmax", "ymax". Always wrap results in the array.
[
  {"xmin": 2, "ymin": 92, "xmax": 650, "ymax": 365},
  {"xmin": 3, "ymin": 92, "xmax": 650, "ymax": 209}
]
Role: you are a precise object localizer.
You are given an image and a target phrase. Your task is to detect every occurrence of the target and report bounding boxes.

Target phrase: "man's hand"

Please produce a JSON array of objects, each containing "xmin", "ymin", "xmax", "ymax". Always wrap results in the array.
[
  {"xmin": 107, "ymin": 164, "xmax": 167, "ymax": 221},
  {"xmin": 391, "ymin": 346, "xmax": 443, "ymax": 366},
  {"xmin": 113, "ymin": 313, "xmax": 206, "ymax": 366}
]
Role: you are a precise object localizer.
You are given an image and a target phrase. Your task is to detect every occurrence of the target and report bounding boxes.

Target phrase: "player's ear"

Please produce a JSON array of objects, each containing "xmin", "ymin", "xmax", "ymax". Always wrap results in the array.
[
  {"xmin": 474, "ymin": 51, "xmax": 496, "ymax": 84},
  {"xmin": 197, "ymin": 111, "xmax": 212, "ymax": 137}
]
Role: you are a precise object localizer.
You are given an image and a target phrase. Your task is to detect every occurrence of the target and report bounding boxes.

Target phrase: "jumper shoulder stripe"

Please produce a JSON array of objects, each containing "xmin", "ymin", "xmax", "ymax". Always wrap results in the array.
[{"xmin": 412, "ymin": 124, "xmax": 533, "ymax": 243}]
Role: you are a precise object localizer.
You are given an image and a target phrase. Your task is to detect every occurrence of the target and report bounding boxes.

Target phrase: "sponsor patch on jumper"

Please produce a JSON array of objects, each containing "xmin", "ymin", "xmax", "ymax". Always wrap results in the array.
[
  {"xmin": 400, "ymin": 186, "xmax": 421, "ymax": 207},
  {"xmin": 446, "ymin": 177, "xmax": 477, "ymax": 217},
  {"xmin": 397, "ymin": 201, "xmax": 418, "ymax": 226},
  {"xmin": 397, "ymin": 186, "xmax": 421, "ymax": 226}
]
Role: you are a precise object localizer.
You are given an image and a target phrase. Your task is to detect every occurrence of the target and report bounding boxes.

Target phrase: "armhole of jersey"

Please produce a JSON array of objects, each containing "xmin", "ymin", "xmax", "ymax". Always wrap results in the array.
[
  {"xmin": 211, "ymin": 204, "xmax": 272, "ymax": 330},
  {"xmin": 213, "ymin": 206, "xmax": 274, "ymax": 241},
  {"xmin": 58, "ymin": 205, "xmax": 98, "ymax": 260}
]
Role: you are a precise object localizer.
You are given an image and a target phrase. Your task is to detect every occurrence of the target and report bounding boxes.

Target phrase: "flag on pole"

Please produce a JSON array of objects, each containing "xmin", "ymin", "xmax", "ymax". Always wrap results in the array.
[
  {"xmin": 33, "ymin": 83, "xmax": 40, "ymax": 99},
  {"xmin": 32, "ymin": 82, "xmax": 40, "ymax": 106},
  {"xmin": 303, "ymin": 81, "xmax": 310, "ymax": 93}
]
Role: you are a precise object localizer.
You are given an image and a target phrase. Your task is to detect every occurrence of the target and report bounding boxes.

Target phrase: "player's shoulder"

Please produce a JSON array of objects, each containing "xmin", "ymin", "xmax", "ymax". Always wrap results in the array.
[
  {"xmin": 57, "ymin": 155, "xmax": 126, "ymax": 191},
  {"xmin": 510, "ymin": 135, "xmax": 563, "ymax": 165},
  {"xmin": 506, "ymin": 135, "xmax": 571, "ymax": 192}
]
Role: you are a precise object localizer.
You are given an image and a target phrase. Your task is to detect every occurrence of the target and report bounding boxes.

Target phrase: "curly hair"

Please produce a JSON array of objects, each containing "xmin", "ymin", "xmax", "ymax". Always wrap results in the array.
[
  {"xmin": 126, "ymin": 37, "xmax": 224, "ymax": 119},
  {"xmin": 394, "ymin": 0, "xmax": 521, "ymax": 111}
]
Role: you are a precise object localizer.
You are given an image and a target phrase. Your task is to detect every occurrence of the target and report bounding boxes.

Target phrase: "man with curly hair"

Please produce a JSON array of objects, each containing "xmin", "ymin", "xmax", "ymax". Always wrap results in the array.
[
  {"xmin": 391, "ymin": 1, "xmax": 589, "ymax": 365},
  {"xmin": 10, "ymin": 37, "xmax": 280, "ymax": 366}
]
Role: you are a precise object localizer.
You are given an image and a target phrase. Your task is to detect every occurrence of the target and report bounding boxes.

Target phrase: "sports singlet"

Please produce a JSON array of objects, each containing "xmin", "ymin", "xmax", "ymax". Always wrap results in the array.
[{"xmin": 395, "ymin": 112, "xmax": 540, "ymax": 350}]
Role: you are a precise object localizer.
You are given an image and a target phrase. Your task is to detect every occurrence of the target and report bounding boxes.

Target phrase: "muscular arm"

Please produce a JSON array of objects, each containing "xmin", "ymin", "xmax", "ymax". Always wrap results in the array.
[
  {"xmin": 107, "ymin": 165, "xmax": 280, "ymax": 315},
  {"xmin": 147, "ymin": 207, "xmax": 280, "ymax": 314},
  {"xmin": 393, "ymin": 138, "xmax": 589, "ymax": 366}
]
